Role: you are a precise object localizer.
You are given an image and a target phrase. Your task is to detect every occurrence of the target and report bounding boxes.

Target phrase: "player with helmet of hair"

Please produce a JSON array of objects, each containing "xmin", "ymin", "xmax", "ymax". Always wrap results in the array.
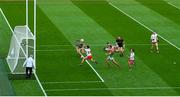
[{"xmin": 75, "ymin": 39, "xmax": 86, "ymax": 57}]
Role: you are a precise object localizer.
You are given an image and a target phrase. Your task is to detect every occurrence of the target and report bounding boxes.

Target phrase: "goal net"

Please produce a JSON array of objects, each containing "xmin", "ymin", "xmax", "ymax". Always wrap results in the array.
[
  {"xmin": 2, "ymin": 0, "xmax": 37, "ymax": 74},
  {"xmin": 6, "ymin": 26, "xmax": 34, "ymax": 74}
]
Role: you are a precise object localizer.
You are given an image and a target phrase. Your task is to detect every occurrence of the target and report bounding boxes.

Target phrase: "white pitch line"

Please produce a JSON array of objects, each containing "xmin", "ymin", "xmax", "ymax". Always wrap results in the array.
[
  {"xmin": 0, "ymin": 8, "xmax": 47, "ymax": 96},
  {"xmin": 167, "ymin": 2, "xmax": 180, "ymax": 10},
  {"xmin": 39, "ymin": 44, "xmax": 169, "ymax": 47},
  {"xmin": 34, "ymin": 72, "xmax": 47, "ymax": 96},
  {"xmin": 36, "ymin": 49, "xmax": 75, "ymax": 52},
  {"xmin": 41, "ymin": 81, "xmax": 102, "ymax": 84},
  {"xmin": 84, "ymin": 56, "xmax": 104, "ymax": 82},
  {"xmin": 108, "ymin": 2, "xmax": 180, "ymax": 51},
  {"xmin": 45, "ymin": 86, "xmax": 180, "ymax": 92}
]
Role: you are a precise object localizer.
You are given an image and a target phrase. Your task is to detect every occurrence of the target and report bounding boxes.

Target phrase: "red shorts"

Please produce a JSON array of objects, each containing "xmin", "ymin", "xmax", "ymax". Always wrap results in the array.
[
  {"xmin": 128, "ymin": 60, "xmax": 134, "ymax": 65},
  {"xmin": 86, "ymin": 55, "xmax": 93, "ymax": 60}
]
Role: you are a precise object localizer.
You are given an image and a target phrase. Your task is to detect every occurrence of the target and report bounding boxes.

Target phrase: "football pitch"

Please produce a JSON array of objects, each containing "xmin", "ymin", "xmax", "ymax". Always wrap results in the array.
[{"xmin": 0, "ymin": 0, "xmax": 180, "ymax": 96}]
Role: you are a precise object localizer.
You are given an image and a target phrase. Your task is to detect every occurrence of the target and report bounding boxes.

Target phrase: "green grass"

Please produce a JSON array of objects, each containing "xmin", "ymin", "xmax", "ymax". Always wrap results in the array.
[
  {"xmin": 136, "ymin": 0, "xmax": 180, "ymax": 26},
  {"xmin": 11, "ymin": 80, "xmax": 43, "ymax": 96},
  {"xmin": 0, "ymin": 0, "xmax": 180, "ymax": 96},
  {"xmin": 109, "ymin": 0, "xmax": 180, "ymax": 48},
  {"xmin": 0, "ymin": 59, "xmax": 14, "ymax": 95},
  {"xmin": 36, "ymin": 0, "xmax": 180, "ymax": 96}
]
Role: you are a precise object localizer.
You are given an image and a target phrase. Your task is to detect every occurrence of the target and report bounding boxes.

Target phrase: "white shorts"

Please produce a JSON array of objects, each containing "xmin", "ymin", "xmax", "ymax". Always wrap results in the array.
[{"xmin": 107, "ymin": 56, "xmax": 114, "ymax": 61}]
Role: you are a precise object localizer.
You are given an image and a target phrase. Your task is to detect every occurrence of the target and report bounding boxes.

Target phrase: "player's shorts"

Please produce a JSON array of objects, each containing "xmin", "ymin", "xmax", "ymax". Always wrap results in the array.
[
  {"xmin": 128, "ymin": 60, "xmax": 134, "ymax": 65},
  {"xmin": 107, "ymin": 56, "xmax": 114, "ymax": 61},
  {"xmin": 86, "ymin": 55, "xmax": 93, "ymax": 60},
  {"xmin": 118, "ymin": 43, "xmax": 123, "ymax": 48},
  {"xmin": 152, "ymin": 41, "xmax": 157, "ymax": 44}
]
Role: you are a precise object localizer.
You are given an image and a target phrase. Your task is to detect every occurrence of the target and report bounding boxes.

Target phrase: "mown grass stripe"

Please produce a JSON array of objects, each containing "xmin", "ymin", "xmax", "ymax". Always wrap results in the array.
[
  {"xmin": 108, "ymin": 2, "xmax": 180, "ymax": 50},
  {"xmin": 135, "ymin": 0, "xmax": 180, "ymax": 26}
]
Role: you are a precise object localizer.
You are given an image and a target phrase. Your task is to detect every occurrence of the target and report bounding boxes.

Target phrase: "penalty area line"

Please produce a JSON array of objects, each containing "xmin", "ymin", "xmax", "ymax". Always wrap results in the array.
[
  {"xmin": 39, "ymin": 44, "xmax": 169, "ymax": 47},
  {"xmin": 45, "ymin": 86, "xmax": 180, "ymax": 92},
  {"xmin": 41, "ymin": 81, "xmax": 103, "ymax": 84},
  {"xmin": 108, "ymin": 2, "xmax": 180, "ymax": 51}
]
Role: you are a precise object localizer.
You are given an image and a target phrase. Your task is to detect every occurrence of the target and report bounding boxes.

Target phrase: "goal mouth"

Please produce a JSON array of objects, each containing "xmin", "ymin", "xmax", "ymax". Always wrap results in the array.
[{"xmin": 6, "ymin": 25, "xmax": 35, "ymax": 74}]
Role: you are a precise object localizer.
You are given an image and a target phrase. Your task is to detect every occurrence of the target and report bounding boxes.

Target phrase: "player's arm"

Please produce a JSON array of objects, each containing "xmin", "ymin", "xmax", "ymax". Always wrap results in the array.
[
  {"xmin": 150, "ymin": 35, "xmax": 153, "ymax": 41},
  {"xmin": 157, "ymin": 36, "xmax": 159, "ymax": 43},
  {"xmin": 123, "ymin": 41, "xmax": 126, "ymax": 48}
]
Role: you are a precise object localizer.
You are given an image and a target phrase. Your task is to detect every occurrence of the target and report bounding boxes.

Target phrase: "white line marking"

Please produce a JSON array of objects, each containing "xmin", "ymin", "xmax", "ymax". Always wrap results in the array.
[
  {"xmin": 109, "ymin": 2, "xmax": 180, "ymax": 51},
  {"xmin": 0, "ymin": 8, "xmax": 47, "ymax": 96},
  {"xmin": 83, "ymin": 54, "xmax": 105, "ymax": 82},
  {"xmin": 45, "ymin": 86, "xmax": 180, "ymax": 91},
  {"xmin": 167, "ymin": 2, "xmax": 180, "ymax": 10},
  {"xmin": 36, "ymin": 49, "xmax": 75, "ymax": 52},
  {"xmin": 34, "ymin": 72, "xmax": 47, "ymax": 96},
  {"xmin": 39, "ymin": 44, "xmax": 169, "ymax": 47},
  {"xmin": 41, "ymin": 81, "xmax": 102, "ymax": 84}
]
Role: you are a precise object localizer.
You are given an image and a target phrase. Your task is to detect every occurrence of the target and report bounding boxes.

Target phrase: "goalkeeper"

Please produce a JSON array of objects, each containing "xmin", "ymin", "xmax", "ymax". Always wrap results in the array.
[{"xmin": 75, "ymin": 39, "xmax": 86, "ymax": 57}]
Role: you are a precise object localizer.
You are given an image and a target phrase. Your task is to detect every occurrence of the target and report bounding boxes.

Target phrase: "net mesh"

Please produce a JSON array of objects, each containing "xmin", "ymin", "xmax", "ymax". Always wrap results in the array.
[{"xmin": 6, "ymin": 25, "xmax": 34, "ymax": 74}]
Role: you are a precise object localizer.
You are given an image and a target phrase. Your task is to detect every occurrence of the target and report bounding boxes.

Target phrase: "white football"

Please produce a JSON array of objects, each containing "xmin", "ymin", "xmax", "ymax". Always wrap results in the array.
[{"xmin": 80, "ymin": 39, "xmax": 84, "ymax": 42}]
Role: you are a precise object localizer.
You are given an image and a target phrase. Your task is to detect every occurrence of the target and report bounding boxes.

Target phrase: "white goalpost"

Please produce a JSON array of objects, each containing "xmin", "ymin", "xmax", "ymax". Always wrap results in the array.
[{"xmin": 6, "ymin": 0, "xmax": 37, "ymax": 74}]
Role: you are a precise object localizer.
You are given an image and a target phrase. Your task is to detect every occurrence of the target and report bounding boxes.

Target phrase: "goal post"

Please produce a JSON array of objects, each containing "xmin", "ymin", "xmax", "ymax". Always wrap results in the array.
[
  {"xmin": 6, "ymin": 0, "xmax": 37, "ymax": 74},
  {"xmin": 6, "ymin": 26, "xmax": 34, "ymax": 74}
]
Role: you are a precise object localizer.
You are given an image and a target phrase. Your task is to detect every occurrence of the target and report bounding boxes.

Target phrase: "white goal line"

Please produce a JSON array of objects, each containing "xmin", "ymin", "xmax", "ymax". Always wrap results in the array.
[
  {"xmin": 41, "ymin": 81, "xmax": 103, "ymax": 84},
  {"xmin": 45, "ymin": 86, "xmax": 180, "ymax": 92}
]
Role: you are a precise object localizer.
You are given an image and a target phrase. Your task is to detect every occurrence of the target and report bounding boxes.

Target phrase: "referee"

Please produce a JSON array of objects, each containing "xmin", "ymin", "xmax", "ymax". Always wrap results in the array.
[{"xmin": 23, "ymin": 55, "xmax": 35, "ymax": 78}]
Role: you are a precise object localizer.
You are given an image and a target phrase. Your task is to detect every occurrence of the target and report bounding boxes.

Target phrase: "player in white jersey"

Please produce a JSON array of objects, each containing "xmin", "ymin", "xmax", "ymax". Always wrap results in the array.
[
  {"xmin": 80, "ymin": 45, "xmax": 97, "ymax": 66},
  {"xmin": 151, "ymin": 32, "xmax": 159, "ymax": 53},
  {"xmin": 128, "ymin": 48, "xmax": 135, "ymax": 71}
]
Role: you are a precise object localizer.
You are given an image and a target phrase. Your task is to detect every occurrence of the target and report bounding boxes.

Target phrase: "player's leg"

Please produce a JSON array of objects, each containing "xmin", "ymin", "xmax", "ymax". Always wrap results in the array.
[
  {"xmin": 155, "ymin": 43, "xmax": 159, "ymax": 53},
  {"xmin": 105, "ymin": 57, "xmax": 111, "ymax": 68},
  {"xmin": 29, "ymin": 67, "xmax": 32, "ymax": 78},
  {"xmin": 128, "ymin": 60, "xmax": 133, "ymax": 71},
  {"xmin": 120, "ymin": 47, "xmax": 124, "ymax": 57},
  {"xmin": 112, "ymin": 59, "xmax": 120, "ymax": 68},
  {"xmin": 91, "ymin": 58, "xmax": 98, "ymax": 64},
  {"xmin": 25, "ymin": 67, "xmax": 29, "ymax": 78},
  {"xmin": 76, "ymin": 47, "xmax": 81, "ymax": 56},
  {"xmin": 151, "ymin": 43, "xmax": 155, "ymax": 53},
  {"xmin": 80, "ymin": 57, "xmax": 86, "ymax": 66}
]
